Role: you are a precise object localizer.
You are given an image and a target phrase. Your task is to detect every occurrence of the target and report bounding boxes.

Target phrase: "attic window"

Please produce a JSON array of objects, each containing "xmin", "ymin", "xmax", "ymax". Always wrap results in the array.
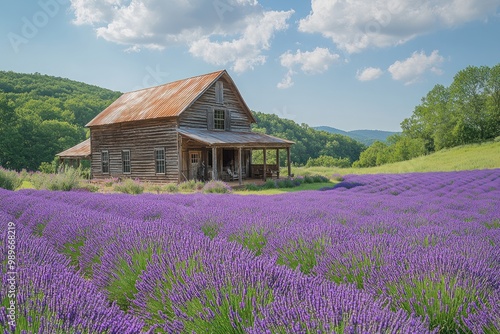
[
  {"xmin": 214, "ymin": 109, "xmax": 225, "ymax": 130},
  {"xmin": 215, "ymin": 81, "xmax": 223, "ymax": 104}
]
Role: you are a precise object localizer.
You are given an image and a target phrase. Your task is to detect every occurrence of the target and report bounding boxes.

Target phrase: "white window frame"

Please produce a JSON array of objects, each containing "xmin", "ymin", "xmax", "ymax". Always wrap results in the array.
[
  {"xmin": 154, "ymin": 148, "xmax": 165, "ymax": 174},
  {"xmin": 101, "ymin": 150, "xmax": 109, "ymax": 174},
  {"xmin": 122, "ymin": 150, "xmax": 131, "ymax": 174},
  {"xmin": 214, "ymin": 109, "xmax": 225, "ymax": 130}
]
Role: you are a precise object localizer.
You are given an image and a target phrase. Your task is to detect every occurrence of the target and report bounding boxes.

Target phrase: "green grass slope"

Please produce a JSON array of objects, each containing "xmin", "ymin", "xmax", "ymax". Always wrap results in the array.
[{"xmin": 292, "ymin": 141, "xmax": 500, "ymax": 177}]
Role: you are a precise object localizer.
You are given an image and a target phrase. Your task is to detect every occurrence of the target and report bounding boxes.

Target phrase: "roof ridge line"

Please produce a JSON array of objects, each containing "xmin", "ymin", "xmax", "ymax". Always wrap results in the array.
[{"xmin": 125, "ymin": 69, "xmax": 227, "ymax": 94}]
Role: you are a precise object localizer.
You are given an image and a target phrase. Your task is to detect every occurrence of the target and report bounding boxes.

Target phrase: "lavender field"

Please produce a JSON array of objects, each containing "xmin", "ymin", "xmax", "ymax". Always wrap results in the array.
[{"xmin": 1, "ymin": 169, "xmax": 499, "ymax": 333}]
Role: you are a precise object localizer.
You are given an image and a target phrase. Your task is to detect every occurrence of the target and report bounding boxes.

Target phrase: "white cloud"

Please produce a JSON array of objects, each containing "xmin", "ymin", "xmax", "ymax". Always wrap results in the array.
[
  {"xmin": 356, "ymin": 67, "xmax": 383, "ymax": 81},
  {"xmin": 277, "ymin": 70, "xmax": 295, "ymax": 89},
  {"xmin": 70, "ymin": 0, "xmax": 108, "ymax": 25},
  {"xmin": 277, "ymin": 47, "xmax": 339, "ymax": 88},
  {"xmin": 299, "ymin": 0, "xmax": 500, "ymax": 53},
  {"xmin": 280, "ymin": 47, "xmax": 339, "ymax": 74},
  {"xmin": 69, "ymin": 0, "xmax": 293, "ymax": 72},
  {"xmin": 189, "ymin": 10, "xmax": 294, "ymax": 73},
  {"xmin": 388, "ymin": 50, "xmax": 444, "ymax": 85}
]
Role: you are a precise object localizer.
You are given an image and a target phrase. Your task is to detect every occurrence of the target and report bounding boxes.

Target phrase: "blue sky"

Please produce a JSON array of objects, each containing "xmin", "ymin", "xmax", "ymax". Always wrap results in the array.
[{"xmin": 1, "ymin": 0, "xmax": 499, "ymax": 131}]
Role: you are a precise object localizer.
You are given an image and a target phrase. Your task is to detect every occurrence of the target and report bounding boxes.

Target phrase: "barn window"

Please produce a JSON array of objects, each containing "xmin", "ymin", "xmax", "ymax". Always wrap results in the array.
[
  {"xmin": 155, "ymin": 148, "xmax": 165, "ymax": 174},
  {"xmin": 101, "ymin": 150, "xmax": 109, "ymax": 174},
  {"xmin": 214, "ymin": 109, "xmax": 225, "ymax": 130},
  {"xmin": 215, "ymin": 81, "xmax": 223, "ymax": 104},
  {"xmin": 122, "ymin": 150, "xmax": 131, "ymax": 174}
]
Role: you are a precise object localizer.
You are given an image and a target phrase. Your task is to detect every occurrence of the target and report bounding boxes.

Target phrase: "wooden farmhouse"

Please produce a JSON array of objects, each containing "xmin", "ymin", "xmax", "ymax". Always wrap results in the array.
[{"xmin": 57, "ymin": 70, "xmax": 294, "ymax": 184}]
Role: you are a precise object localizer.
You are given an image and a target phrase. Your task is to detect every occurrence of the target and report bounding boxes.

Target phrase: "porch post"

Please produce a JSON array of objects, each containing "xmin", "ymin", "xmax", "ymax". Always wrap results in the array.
[
  {"xmin": 263, "ymin": 148, "xmax": 267, "ymax": 181},
  {"xmin": 212, "ymin": 146, "xmax": 218, "ymax": 180},
  {"xmin": 238, "ymin": 147, "xmax": 242, "ymax": 185},
  {"xmin": 287, "ymin": 147, "xmax": 291, "ymax": 177},
  {"xmin": 276, "ymin": 149, "xmax": 280, "ymax": 179},
  {"xmin": 249, "ymin": 150, "xmax": 253, "ymax": 177},
  {"xmin": 178, "ymin": 135, "xmax": 183, "ymax": 183}
]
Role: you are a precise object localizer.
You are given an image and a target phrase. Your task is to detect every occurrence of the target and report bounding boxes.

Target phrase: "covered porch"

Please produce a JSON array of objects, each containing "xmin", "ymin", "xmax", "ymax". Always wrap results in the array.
[
  {"xmin": 56, "ymin": 138, "xmax": 91, "ymax": 172},
  {"xmin": 177, "ymin": 128, "xmax": 294, "ymax": 185}
]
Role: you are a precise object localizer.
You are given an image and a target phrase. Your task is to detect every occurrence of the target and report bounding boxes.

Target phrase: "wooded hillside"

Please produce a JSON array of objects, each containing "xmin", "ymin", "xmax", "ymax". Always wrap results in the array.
[
  {"xmin": 252, "ymin": 111, "xmax": 365, "ymax": 166},
  {"xmin": 0, "ymin": 71, "xmax": 121, "ymax": 170}
]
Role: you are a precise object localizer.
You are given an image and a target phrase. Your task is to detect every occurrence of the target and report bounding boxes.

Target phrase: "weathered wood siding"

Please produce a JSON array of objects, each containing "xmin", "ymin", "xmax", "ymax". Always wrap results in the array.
[
  {"xmin": 90, "ymin": 119, "xmax": 178, "ymax": 182},
  {"xmin": 178, "ymin": 78, "xmax": 252, "ymax": 131}
]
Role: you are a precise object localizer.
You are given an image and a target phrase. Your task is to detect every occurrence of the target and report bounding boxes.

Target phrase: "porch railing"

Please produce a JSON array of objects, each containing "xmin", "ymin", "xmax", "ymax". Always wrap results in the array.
[{"xmin": 250, "ymin": 164, "xmax": 279, "ymax": 179}]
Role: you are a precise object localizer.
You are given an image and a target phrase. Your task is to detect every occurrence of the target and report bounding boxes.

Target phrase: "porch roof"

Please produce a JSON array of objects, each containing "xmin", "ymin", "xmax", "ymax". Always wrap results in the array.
[
  {"xmin": 56, "ymin": 138, "xmax": 91, "ymax": 159},
  {"xmin": 178, "ymin": 128, "xmax": 294, "ymax": 148}
]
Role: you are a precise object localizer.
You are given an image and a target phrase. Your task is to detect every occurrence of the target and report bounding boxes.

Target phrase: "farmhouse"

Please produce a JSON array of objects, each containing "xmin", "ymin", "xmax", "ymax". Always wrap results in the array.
[{"xmin": 57, "ymin": 70, "xmax": 293, "ymax": 184}]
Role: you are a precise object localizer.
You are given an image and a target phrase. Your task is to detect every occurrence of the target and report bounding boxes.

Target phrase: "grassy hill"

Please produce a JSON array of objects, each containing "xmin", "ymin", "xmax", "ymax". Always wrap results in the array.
[{"xmin": 291, "ymin": 141, "xmax": 500, "ymax": 177}]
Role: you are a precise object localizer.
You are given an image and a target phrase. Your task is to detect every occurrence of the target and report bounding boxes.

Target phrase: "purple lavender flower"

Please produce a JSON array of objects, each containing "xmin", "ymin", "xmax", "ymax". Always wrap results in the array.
[{"xmin": 0, "ymin": 169, "xmax": 498, "ymax": 332}]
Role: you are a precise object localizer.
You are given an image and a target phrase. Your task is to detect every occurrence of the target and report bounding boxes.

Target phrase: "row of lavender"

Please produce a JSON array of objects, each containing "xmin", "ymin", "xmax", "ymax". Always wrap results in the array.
[
  {"xmin": 0, "ymin": 213, "xmax": 147, "ymax": 333},
  {"xmin": 0, "ymin": 192, "xmax": 430, "ymax": 333},
  {"xmin": 1, "ymin": 169, "xmax": 499, "ymax": 332}
]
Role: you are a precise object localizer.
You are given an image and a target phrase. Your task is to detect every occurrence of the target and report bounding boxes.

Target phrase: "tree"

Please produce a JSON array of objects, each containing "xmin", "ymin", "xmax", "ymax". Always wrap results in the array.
[
  {"xmin": 21, "ymin": 98, "xmax": 74, "ymax": 123},
  {"xmin": 449, "ymin": 65, "xmax": 491, "ymax": 143},
  {"xmin": 0, "ymin": 94, "xmax": 22, "ymax": 169},
  {"xmin": 401, "ymin": 84, "xmax": 453, "ymax": 151},
  {"xmin": 400, "ymin": 63, "xmax": 500, "ymax": 153},
  {"xmin": 353, "ymin": 141, "xmax": 389, "ymax": 167},
  {"xmin": 389, "ymin": 135, "xmax": 426, "ymax": 162},
  {"xmin": 486, "ymin": 64, "xmax": 500, "ymax": 138}
]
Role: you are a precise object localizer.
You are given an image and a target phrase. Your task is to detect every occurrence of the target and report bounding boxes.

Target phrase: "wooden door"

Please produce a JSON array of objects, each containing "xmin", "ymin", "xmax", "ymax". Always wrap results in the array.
[{"xmin": 189, "ymin": 151, "xmax": 201, "ymax": 180}]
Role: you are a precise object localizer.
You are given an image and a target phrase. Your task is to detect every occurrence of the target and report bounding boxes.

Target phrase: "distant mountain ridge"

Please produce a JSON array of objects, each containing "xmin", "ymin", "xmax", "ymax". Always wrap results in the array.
[{"xmin": 314, "ymin": 126, "xmax": 399, "ymax": 146}]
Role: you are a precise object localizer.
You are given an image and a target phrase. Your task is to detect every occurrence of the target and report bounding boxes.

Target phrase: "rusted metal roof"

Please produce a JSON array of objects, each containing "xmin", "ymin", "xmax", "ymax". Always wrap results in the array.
[
  {"xmin": 86, "ymin": 70, "xmax": 255, "ymax": 127},
  {"xmin": 56, "ymin": 138, "xmax": 91, "ymax": 158},
  {"xmin": 178, "ymin": 128, "xmax": 294, "ymax": 147}
]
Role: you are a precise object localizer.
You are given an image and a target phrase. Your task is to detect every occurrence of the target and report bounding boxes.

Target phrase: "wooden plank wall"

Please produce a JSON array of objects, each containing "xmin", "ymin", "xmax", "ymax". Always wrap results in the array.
[
  {"xmin": 179, "ymin": 78, "xmax": 252, "ymax": 132},
  {"xmin": 90, "ymin": 119, "xmax": 179, "ymax": 182}
]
